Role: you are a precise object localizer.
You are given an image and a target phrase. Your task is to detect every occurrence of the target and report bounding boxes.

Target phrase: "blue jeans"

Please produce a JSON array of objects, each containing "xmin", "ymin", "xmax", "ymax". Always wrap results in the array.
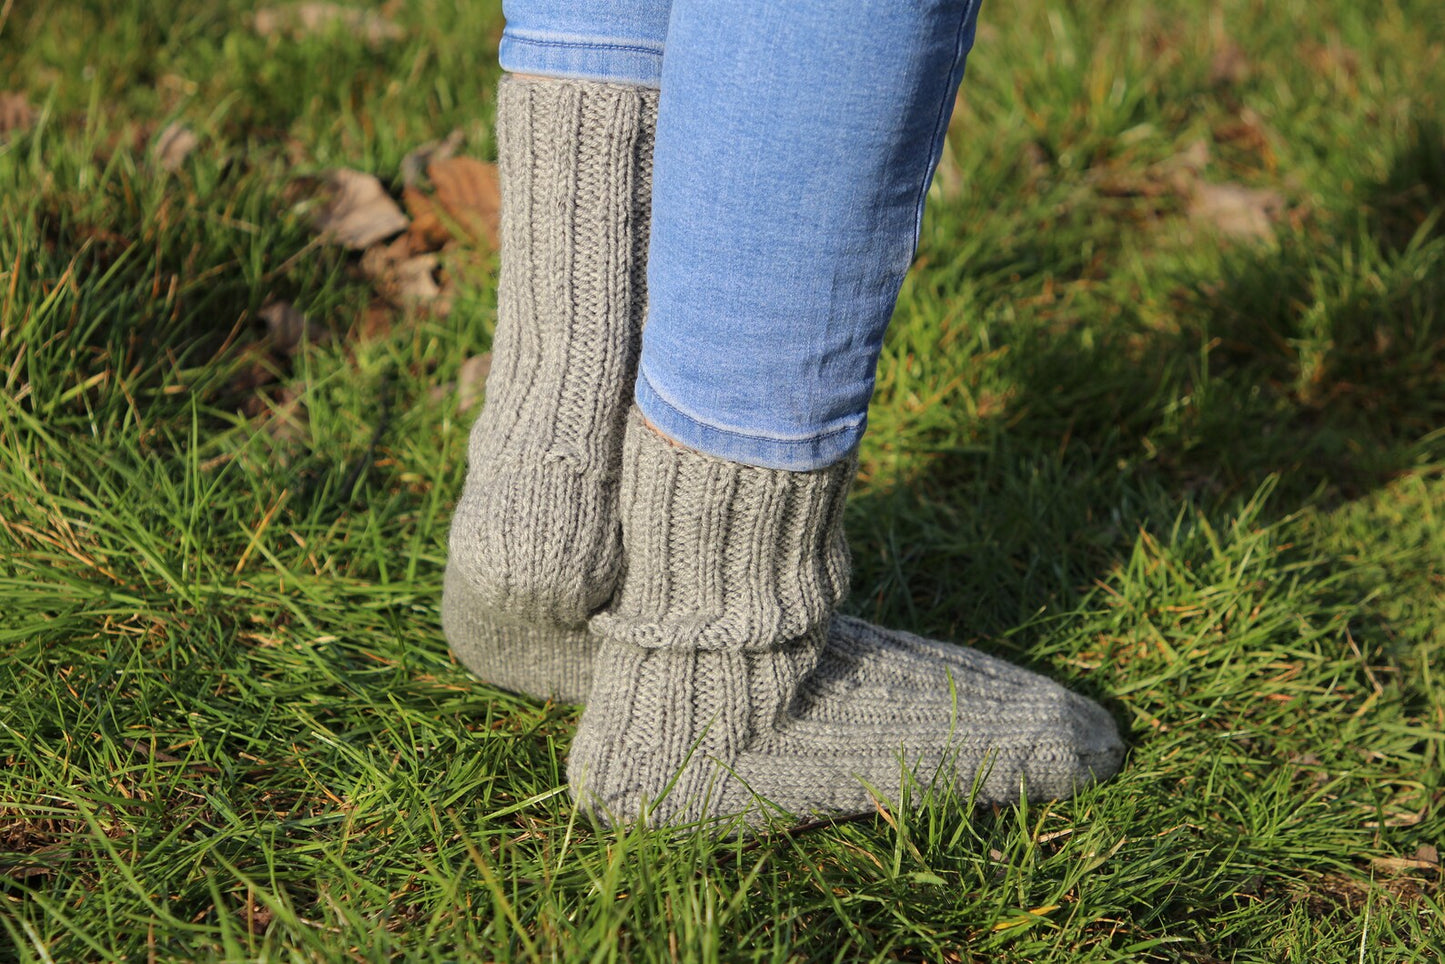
[{"xmin": 502, "ymin": 0, "xmax": 981, "ymax": 470}]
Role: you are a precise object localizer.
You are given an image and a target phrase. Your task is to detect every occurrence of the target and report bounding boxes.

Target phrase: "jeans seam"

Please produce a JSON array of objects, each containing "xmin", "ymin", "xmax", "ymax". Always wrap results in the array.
[
  {"xmin": 638, "ymin": 369, "xmax": 861, "ymax": 448},
  {"xmin": 909, "ymin": 0, "xmax": 978, "ymax": 252},
  {"xmin": 503, "ymin": 33, "xmax": 666, "ymax": 57}
]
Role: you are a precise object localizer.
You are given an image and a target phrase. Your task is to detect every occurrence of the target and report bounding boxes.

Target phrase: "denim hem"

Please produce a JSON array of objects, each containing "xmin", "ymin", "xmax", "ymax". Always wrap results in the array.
[
  {"xmin": 500, "ymin": 30, "xmax": 664, "ymax": 88},
  {"xmin": 635, "ymin": 369, "xmax": 865, "ymax": 472}
]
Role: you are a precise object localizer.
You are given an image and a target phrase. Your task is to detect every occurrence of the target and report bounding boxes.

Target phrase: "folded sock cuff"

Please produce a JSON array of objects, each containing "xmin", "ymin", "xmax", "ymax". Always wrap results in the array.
[{"xmin": 591, "ymin": 408, "xmax": 856, "ymax": 652}]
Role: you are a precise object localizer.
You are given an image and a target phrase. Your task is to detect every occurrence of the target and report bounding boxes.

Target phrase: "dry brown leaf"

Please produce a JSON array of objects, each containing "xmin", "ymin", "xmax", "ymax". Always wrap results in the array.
[
  {"xmin": 151, "ymin": 122, "xmax": 199, "ymax": 172},
  {"xmin": 1363, "ymin": 808, "xmax": 1426, "ymax": 829},
  {"xmin": 402, "ymin": 187, "xmax": 451, "ymax": 252},
  {"xmin": 313, "ymin": 169, "xmax": 408, "ymax": 249},
  {"xmin": 429, "ymin": 353, "xmax": 492, "ymax": 411},
  {"xmin": 429, "ymin": 157, "xmax": 500, "ymax": 248},
  {"xmin": 1087, "ymin": 138, "xmax": 1289, "ymax": 243},
  {"xmin": 401, "ymin": 130, "xmax": 465, "ymax": 188},
  {"xmin": 360, "ymin": 235, "xmax": 442, "ymax": 308},
  {"xmin": 390, "ymin": 253, "xmax": 442, "ymax": 304},
  {"xmin": 1303, "ymin": 870, "xmax": 1431, "ymax": 914},
  {"xmin": 359, "ymin": 237, "xmax": 402, "ymax": 282},
  {"xmin": 1188, "ymin": 182, "xmax": 1285, "ymax": 242},
  {"xmin": 157, "ymin": 73, "xmax": 199, "ymax": 100},
  {"xmin": 253, "ymin": 3, "xmax": 404, "ymax": 46},
  {"xmin": 259, "ymin": 300, "xmax": 325, "ymax": 355},
  {"xmin": 357, "ymin": 301, "xmax": 396, "ymax": 341},
  {"xmin": 1414, "ymin": 844, "xmax": 1439, "ymax": 865},
  {"xmin": 0, "ymin": 91, "xmax": 35, "ymax": 140}
]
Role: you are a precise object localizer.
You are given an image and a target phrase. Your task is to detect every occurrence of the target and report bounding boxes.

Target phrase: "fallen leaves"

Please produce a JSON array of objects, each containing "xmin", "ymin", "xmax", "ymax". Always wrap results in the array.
[
  {"xmin": 228, "ymin": 302, "xmax": 323, "ymax": 455},
  {"xmin": 312, "ymin": 169, "xmax": 409, "ymax": 250},
  {"xmin": 360, "ymin": 236, "xmax": 444, "ymax": 309},
  {"xmin": 400, "ymin": 137, "xmax": 501, "ymax": 249},
  {"xmin": 1211, "ymin": 108, "xmax": 1277, "ymax": 170},
  {"xmin": 230, "ymin": 134, "xmax": 502, "ymax": 443},
  {"xmin": 401, "ymin": 130, "xmax": 465, "ymax": 188},
  {"xmin": 402, "ymin": 187, "xmax": 452, "ymax": 252},
  {"xmin": 1298, "ymin": 845, "xmax": 1440, "ymax": 917},
  {"xmin": 300, "ymin": 131, "xmax": 501, "ymax": 332}
]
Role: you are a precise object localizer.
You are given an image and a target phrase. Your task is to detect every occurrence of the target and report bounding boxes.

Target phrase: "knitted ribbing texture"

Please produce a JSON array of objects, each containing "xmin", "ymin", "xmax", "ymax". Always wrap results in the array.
[
  {"xmin": 569, "ymin": 409, "xmax": 1124, "ymax": 829},
  {"xmin": 443, "ymin": 77, "xmax": 657, "ymax": 702}
]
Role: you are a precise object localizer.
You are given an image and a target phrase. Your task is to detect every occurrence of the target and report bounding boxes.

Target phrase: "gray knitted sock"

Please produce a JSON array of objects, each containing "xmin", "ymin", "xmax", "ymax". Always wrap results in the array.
[
  {"xmin": 442, "ymin": 77, "xmax": 657, "ymax": 702},
  {"xmin": 569, "ymin": 410, "xmax": 1124, "ymax": 829}
]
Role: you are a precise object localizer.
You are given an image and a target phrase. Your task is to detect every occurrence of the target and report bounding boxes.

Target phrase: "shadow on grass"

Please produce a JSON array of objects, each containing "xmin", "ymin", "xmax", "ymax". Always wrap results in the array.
[{"xmin": 846, "ymin": 116, "xmax": 1445, "ymax": 673}]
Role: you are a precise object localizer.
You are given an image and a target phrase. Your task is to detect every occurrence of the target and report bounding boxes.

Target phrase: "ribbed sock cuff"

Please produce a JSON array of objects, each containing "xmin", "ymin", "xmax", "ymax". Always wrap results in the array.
[
  {"xmin": 477, "ymin": 76, "xmax": 658, "ymax": 467},
  {"xmin": 591, "ymin": 409, "xmax": 857, "ymax": 652}
]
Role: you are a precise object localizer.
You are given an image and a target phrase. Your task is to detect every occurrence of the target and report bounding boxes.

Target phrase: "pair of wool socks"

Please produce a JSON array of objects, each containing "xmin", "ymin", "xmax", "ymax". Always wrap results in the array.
[{"xmin": 443, "ymin": 76, "xmax": 1123, "ymax": 829}]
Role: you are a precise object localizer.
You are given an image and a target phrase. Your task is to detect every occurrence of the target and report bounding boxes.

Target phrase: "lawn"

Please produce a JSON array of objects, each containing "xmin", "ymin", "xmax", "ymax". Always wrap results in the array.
[{"xmin": 1, "ymin": 0, "xmax": 1442, "ymax": 960}]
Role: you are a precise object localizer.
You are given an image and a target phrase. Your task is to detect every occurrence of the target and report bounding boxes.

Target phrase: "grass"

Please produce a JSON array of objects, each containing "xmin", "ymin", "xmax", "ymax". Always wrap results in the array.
[{"xmin": 1, "ymin": 0, "xmax": 1442, "ymax": 959}]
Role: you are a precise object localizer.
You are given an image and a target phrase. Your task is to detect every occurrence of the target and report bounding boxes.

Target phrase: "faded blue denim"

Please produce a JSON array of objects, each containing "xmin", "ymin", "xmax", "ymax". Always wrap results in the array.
[{"xmin": 501, "ymin": 0, "xmax": 982, "ymax": 469}]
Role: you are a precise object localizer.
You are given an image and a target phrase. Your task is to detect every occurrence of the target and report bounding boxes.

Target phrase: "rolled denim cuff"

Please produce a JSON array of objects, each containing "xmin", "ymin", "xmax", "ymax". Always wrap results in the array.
[
  {"xmin": 635, "ymin": 367, "xmax": 866, "ymax": 472},
  {"xmin": 500, "ymin": 29, "xmax": 664, "ymax": 88}
]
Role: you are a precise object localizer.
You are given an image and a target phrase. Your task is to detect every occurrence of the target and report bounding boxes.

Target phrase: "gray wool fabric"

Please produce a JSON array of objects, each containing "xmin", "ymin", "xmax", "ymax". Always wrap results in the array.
[
  {"xmin": 442, "ymin": 77, "xmax": 657, "ymax": 703},
  {"xmin": 569, "ymin": 409, "xmax": 1125, "ymax": 829}
]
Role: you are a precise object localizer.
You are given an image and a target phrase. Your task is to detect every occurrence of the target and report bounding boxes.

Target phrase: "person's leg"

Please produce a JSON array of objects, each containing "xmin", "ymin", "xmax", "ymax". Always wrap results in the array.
[
  {"xmin": 569, "ymin": 0, "xmax": 1123, "ymax": 828},
  {"xmin": 442, "ymin": 0, "xmax": 668, "ymax": 702},
  {"xmin": 634, "ymin": 0, "xmax": 981, "ymax": 471}
]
